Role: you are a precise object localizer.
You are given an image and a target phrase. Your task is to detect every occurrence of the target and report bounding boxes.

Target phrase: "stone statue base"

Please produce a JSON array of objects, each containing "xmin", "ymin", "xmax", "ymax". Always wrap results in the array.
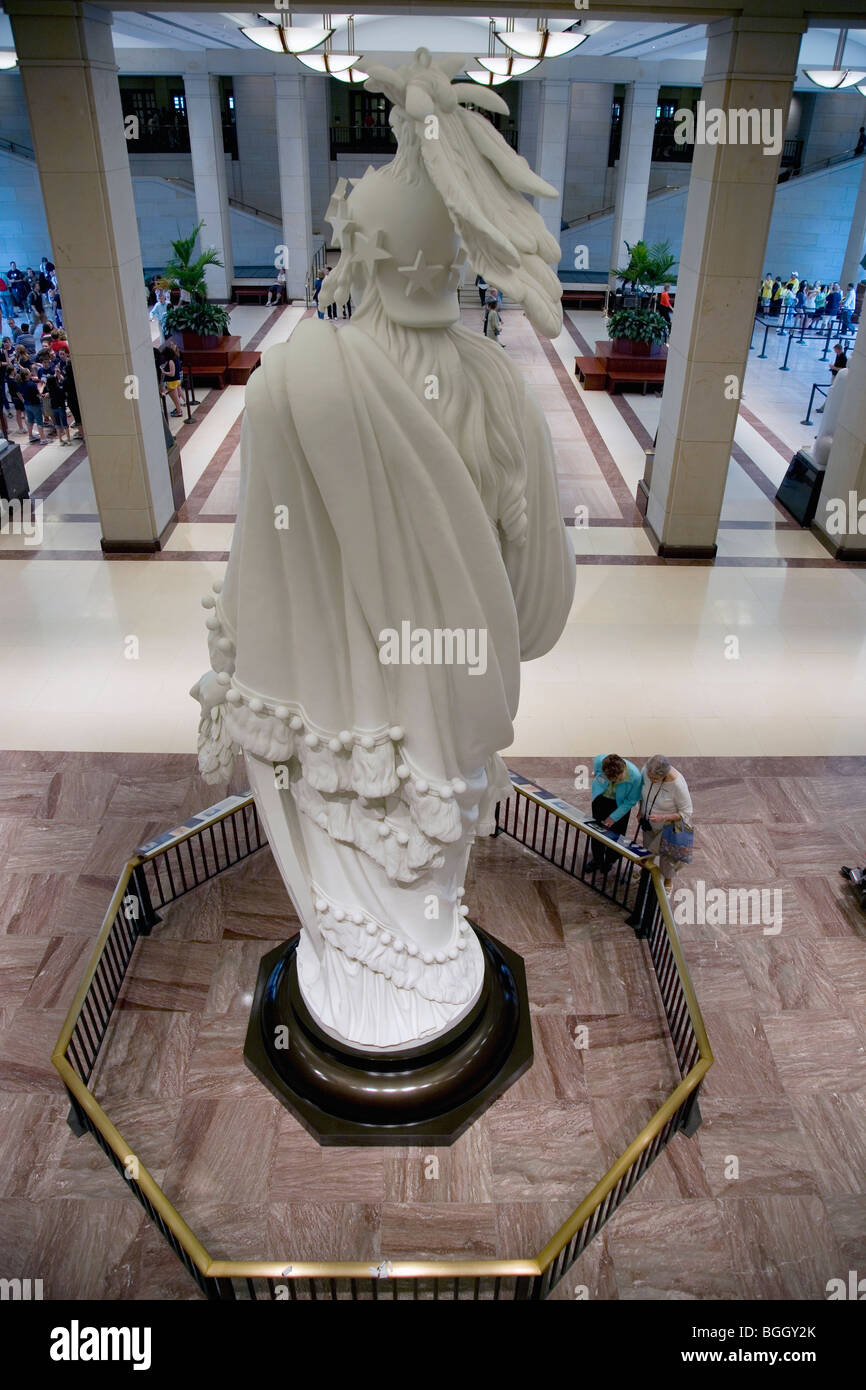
[{"xmin": 243, "ymin": 925, "xmax": 532, "ymax": 1146}]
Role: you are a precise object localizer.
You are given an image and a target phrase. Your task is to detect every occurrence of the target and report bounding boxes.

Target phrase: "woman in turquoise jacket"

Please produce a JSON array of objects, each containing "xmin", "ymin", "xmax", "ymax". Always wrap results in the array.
[{"xmin": 587, "ymin": 753, "xmax": 643, "ymax": 873}]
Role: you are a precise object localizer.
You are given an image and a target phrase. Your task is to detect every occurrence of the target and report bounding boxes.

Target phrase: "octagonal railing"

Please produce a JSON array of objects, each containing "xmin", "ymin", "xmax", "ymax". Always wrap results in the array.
[{"xmin": 52, "ymin": 775, "xmax": 712, "ymax": 1301}]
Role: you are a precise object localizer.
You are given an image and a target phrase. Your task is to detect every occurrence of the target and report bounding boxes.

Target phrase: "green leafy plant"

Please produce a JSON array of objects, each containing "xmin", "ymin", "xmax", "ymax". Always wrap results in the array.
[
  {"xmin": 606, "ymin": 306, "xmax": 669, "ymax": 345},
  {"xmin": 164, "ymin": 221, "xmax": 223, "ymax": 302},
  {"xmin": 164, "ymin": 299, "xmax": 231, "ymax": 339},
  {"xmin": 611, "ymin": 238, "xmax": 678, "ymax": 296}
]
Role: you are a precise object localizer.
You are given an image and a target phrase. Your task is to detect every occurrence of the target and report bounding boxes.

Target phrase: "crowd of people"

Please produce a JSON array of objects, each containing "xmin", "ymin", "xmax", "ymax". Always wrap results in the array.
[
  {"xmin": 759, "ymin": 271, "xmax": 858, "ymax": 336},
  {"xmin": 0, "ymin": 257, "xmax": 80, "ymax": 446},
  {"xmin": 310, "ymin": 264, "xmax": 507, "ymax": 342}
]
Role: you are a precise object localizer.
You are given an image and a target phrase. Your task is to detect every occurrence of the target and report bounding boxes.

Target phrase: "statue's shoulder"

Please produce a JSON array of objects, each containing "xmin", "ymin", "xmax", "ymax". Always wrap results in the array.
[{"xmin": 246, "ymin": 318, "xmax": 335, "ymax": 409}]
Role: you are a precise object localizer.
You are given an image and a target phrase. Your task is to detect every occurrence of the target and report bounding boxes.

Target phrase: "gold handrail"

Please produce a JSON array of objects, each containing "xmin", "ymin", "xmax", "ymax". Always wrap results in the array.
[
  {"xmin": 51, "ymin": 784, "xmax": 712, "ymax": 1291},
  {"xmin": 53, "ymin": 864, "xmax": 135, "ymax": 1058},
  {"xmin": 501, "ymin": 778, "xmax": 649, "ymax": 864}
]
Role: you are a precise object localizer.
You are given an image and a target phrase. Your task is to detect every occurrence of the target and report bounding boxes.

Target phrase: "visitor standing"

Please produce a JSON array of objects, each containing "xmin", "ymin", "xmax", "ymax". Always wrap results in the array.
[
  {"xmin": 839, "ymin": 283, "xmax": 856, "ymax": 333},
  {"xmin": 626, "ymin": 754, "xmax": 694, "ymax": 916},
  {"xmin": 760, "ymin": 274, "xmax": 773, "ymax": 313},
  {"xmin": 658, "ymin": 283, "xmax": 673, "ymax": 330},
  {"xmin": 44, "ymin": 365, "xmax": 72, "ymax": 444}
]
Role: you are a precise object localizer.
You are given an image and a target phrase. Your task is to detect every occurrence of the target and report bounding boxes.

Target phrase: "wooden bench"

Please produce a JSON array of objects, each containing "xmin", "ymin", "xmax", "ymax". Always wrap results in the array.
[
  {"xmin": 183, "ymin": 351, "xmax": 228, "ymax": 388},
  {"xmin": 607, "ymin": 367, "xmax": 666, "ymax": 395},
  {"xmin": 233, "ymin": 285, "xmax": 270, "ymax": 305},
  {"xmin": 226, "ymin": 351, "xmax": 261, "ymax": 386},
  {"xmin": 562, "ymin": 289, "xmax": 607, "ymax": 310},
  {"xmin": 574, "ymin": 356, "xmax": 607, "ymax": 390}
]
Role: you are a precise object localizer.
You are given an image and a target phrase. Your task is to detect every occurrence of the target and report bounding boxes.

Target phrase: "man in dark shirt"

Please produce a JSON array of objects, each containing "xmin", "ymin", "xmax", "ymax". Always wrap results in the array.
[
  {"xmin": 7, "ymin": 261, "xmax": 26, "ymax": 309},
  {"xmin": 830, "ymin": 344, "xmax": 847, "ymax": 378},
  {"xmin": 45, "ymin": 367, "xmax": 71, "ymax": 443},
  {"xmin": 20, "ymin": 372, "xmax": 45, "ymax": 442}
]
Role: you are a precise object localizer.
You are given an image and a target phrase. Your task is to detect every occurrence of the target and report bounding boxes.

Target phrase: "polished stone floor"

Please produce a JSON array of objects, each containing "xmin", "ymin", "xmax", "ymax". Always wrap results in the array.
[
  {"xmin": 2, "ymin": 300, "xmax": 864, "ymax": 760},
  {"xmin": 1, "ymin": 750, "xmax": 864, "ymax": 1301}
]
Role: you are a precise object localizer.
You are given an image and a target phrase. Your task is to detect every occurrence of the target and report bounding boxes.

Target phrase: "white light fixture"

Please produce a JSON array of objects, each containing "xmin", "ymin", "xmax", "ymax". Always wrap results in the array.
[
  {"xmin": 296, "ymin": 15, "xmax": 361, "ymax": 74},
  {"xmin": 241, "ymin": 9, "xmax": 333, "ymax": 54},
  {"xmin": 466, "ymin": 69, "xmax": 510, "ymax": 87},
  {"xmin": 804, "ymin": 28, "xmax": 866, "ymax": 89},
  {"xmin": 331, "ymin": 67, "xmax": 369, "ymax": 85},
  {"xmin": 476, "ymin": 54, "xmax": 540, "ymax": 77},
  {"xmin": 296, "ymin": 51, "xmax": 358, "ymax": 73},
  {"xmin": 0, "ymin": 51, "xmax": 18, "ymax": 70},
  {"xmin": 498, "ymin": 18, "xmax": 587, "ymax": 61}
]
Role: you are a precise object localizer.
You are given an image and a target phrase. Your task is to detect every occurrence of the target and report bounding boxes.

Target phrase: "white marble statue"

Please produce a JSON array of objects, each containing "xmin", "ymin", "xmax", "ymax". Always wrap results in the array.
[{"xmin": 191, "ymin": 49, "xmax": 575, "ymax": 1051}]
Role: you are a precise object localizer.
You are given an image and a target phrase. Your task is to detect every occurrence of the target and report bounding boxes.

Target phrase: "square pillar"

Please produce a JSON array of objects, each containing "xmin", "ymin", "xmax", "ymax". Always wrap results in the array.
[
  {"xmin": 533, "ymin": 79, "xmax": 569, "ymax": 254},
  {"xmin": 609, "ymin": 81, "xmax": 659, "ymax": 283},
  {"xmin": 184, "ymin": 72, "xmax": 233, "ymax": 300},
  {"xmin": 646, "ymin": 17, "xmax": 804, "ymax": 557},
  {"xmin": 7, "ymin": 0, "xmax": 178, "ymax": 549},
  {"xmin": 275, "ymin": 73, "xmax": 313, "ymax": 301}
]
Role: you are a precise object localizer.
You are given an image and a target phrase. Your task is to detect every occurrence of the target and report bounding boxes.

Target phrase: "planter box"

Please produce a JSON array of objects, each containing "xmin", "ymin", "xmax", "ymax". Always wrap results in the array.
[{"xmin": 178, "ymin": 331, "xmax": 221, "ymax": 351}]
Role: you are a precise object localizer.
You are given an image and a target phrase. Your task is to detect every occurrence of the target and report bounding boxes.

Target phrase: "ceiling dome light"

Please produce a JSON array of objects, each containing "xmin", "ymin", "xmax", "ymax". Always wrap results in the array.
[
  {"xmin": 804, "ymin": 27, "xmax": 866, "ymax": 90},
  {"xmin": 296, "ymin": 51, "xmax": 359, "ymax": 73},
  {"xmin": 0, "ymin": 51, "xmax": 18, "ymax": 70},
  {"xmin": 466, "ymin": 69, "xmax": 510, "ymax": 88},
  {"xmin": 476, "ymin": 54, "xmax": 540, "ymax": 77},
  {"xmin": 498, "ymin": 22, "xmax": 587, "ymax": 61},
  {"xmin": 331, "ymin": 67, "xmax": 369, "ymax": 85},
  {"xmin": 804, "ymin": 67, "xmax": 866, "ymax": 89},
  {"xmin": 296, "ymin": 15, "xmax": 361, "ymax": 75},
  {"xmin": 241, "ymin": 12, "xmax": 333, "ymax": 55}
]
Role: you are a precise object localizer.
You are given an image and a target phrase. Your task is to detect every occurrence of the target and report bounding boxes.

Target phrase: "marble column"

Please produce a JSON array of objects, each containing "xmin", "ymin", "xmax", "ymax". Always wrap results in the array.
[
  {"xmin": 184, "ymin": 73, "xmax": 233, "ymax": 300},
  {"xmin": 645, "ymin": 17, "xmax": 804, "ymax": 557},
  {"xmin": 840, "ymin": 154, "xmax": 866, "ymax": 290},
  {"xmin": 813, "ymin": 342, "xmax": 866, "ymax": 560},
  {"xmin": 274, "ymin": 73, "xmax": 313, "ymax": 301},
  {"xmin": 7, "ymin": 0, "xmax": 178, "ymax": 550},
  {"xmin": 304, "ymin": 74, "xmax": 331, "ymax": 237},
  {"xmin": 608, "ymin": 81, "xmax": 658, "ymax": 286},
  {"xmin": 533, "ymin": 79, "xmax": 569, "ymax": 255},
  {"xmin": 563, "ymin": 81, "xmax": 614, "ymax": 225}
]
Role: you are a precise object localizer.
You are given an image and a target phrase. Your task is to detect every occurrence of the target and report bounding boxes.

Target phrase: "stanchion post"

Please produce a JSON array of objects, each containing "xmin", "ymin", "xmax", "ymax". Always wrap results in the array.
[{"xmin": 757, "ymin": 322, "xmax": 770, "ymax": 358}]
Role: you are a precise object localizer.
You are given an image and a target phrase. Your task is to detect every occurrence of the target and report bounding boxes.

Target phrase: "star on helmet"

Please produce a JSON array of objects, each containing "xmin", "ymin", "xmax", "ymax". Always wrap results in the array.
[
  {"xmin": 445, "ymin": 246, "xmax": 469, "ymax": 292},
  {"xmin": 397, "ymin": 248, "xmax": 444, "ymax": 297},
  {"xmin": 353, "ymin": 228, "xmax": 393, "ymax": 272},
  {"xmin": 325, "ymin": 196, "xmax": 356, "ymax": 247}
]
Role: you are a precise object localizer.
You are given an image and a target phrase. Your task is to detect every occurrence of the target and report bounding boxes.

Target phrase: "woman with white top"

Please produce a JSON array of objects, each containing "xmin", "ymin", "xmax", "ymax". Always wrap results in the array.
[{"xmin": 626, "ymin": 755, "xmax": 693, "ymax": 924}]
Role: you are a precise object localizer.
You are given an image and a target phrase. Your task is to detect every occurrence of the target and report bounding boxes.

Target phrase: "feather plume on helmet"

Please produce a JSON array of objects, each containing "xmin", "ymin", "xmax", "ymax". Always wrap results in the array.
[{"xmin": 321, "ymin": 47, "xmax": 563, "ymax": 338}]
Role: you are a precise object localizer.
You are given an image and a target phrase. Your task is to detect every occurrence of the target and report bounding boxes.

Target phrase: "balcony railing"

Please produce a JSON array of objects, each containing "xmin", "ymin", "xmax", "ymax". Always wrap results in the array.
[{"xmin": 329, "ymin": 122, "xmax": 518, "ymax": 160}]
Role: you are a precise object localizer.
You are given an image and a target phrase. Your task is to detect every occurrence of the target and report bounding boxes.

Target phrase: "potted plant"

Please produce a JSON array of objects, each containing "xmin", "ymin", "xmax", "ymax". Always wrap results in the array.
[
  {"xmin": 606, "ymin": 306, "xmax": 669, "ymax": 356},
  {"xmin": 164, "ymin": 298, "xmax": 231, "ymax": 347},
  {"xmin": 611, "ymin": 238, "xmax": 678, "ymax": 308},
  {"xmin": 161, "ymin": 222, "xmax": 227, "ymax": 347}
]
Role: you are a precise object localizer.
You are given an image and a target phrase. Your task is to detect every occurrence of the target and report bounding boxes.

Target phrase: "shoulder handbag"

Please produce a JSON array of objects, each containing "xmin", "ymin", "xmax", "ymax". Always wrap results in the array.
[{"xmin": 661, "ymin": 816, "xmax": 694, "ymax": 864}]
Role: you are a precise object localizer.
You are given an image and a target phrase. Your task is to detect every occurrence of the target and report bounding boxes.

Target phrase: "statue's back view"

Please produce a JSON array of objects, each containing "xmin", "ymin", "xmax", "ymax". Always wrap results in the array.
[{"xmin": 192, "ymin": 50, "xmax": 575, "ymax": 1053}]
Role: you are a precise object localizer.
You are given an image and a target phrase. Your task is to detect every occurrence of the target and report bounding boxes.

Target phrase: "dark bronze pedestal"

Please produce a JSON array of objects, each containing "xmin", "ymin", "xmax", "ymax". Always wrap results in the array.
[{"xmin": 243, "ymin": 925, "xmax": 532, "ymax": 1146}]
